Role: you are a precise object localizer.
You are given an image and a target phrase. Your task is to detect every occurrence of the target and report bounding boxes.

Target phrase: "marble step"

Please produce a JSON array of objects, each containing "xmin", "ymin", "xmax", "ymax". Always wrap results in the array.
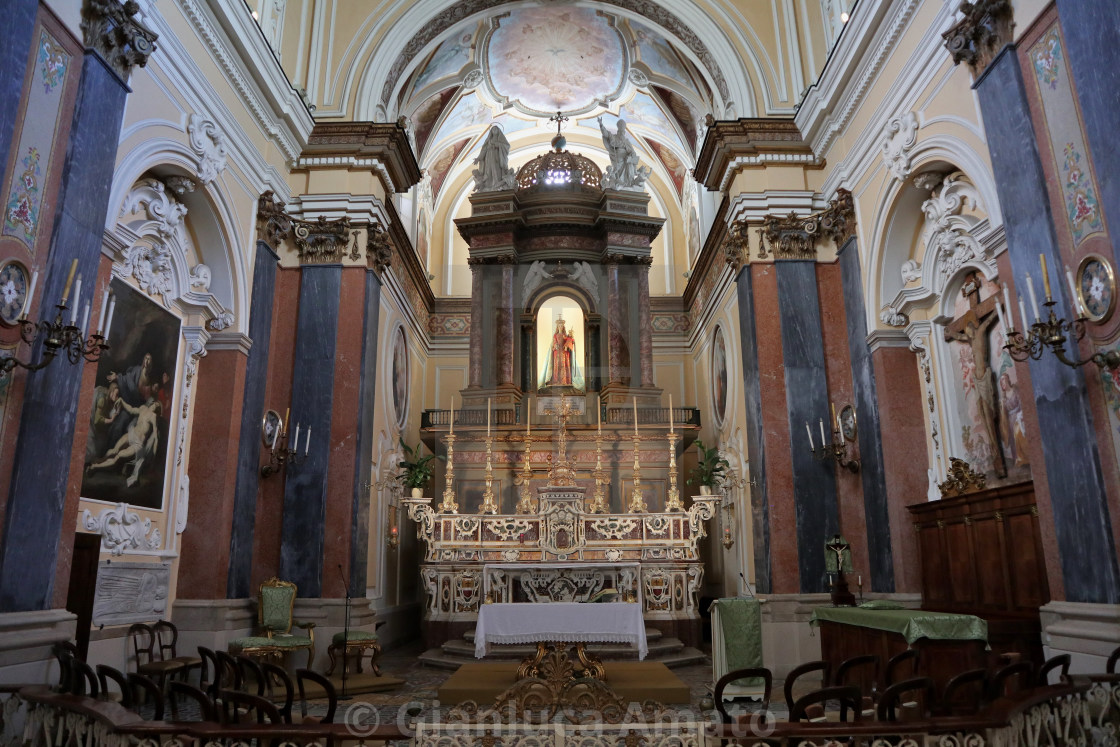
[{"xmin": 462, "ymin": 626, "xmax": 663, "ymax": 643}]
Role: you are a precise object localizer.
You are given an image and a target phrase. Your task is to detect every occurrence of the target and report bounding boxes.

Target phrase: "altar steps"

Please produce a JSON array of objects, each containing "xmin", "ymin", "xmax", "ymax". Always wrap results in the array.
[{"xmin": 418, "ymin": 627, "xmax": 707, "ymax": 670}]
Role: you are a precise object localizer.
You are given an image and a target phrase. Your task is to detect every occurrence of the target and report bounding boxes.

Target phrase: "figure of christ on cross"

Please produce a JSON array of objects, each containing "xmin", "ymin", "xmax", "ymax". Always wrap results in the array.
[{"xmin": 944, "ymin": 272, "xmax": 1007, "ymax": 478}]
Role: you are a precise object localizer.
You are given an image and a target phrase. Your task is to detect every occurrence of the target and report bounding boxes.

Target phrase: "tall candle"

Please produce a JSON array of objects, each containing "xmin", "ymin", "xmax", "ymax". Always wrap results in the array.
[
  {"xmin": 304, "ymin": 427, "xmax": 311, "ymax": 455},
  {"xmin": 104, "ymin": 298, "xmax": 115, "ymax": 342},
  {"xmin": 1026, "ymin": 272, "xmax": 1041, "ymax": 321},
  {"xmin": 806, "ymin": 422, "xmax": 815, "ymax": 449},
  {"xmin": 69, "ymin": 276, "xmax": 81, "ymax": 324},
  {"xmin": 487, "ymin": 397, "xmax": 491, "ymax": 437},
  {"xmin": 995, "ymin": 297, "xmax": 1007, "ymax": 332},
  {"xmin": 633, "ymin": 397, "xmax": 639, "ymax": 437},
  {"xmin": 61, "ymin": 259, "xmax": 77, "ymax": 302},
  {"xmin": 1018, "ymin": 295, "xmax": 1030, "ymax": 333},
  {"xmin": 293, "ymin": 424, "xmax": 300, "ymax": 446},
  {"xmin": 831, "ymin": 401, "xmax": 837, "ymax": 432},
  {"xmin": 79, "ymin": 301, "xmax": 90, "ymax": 337},
  {"xmin": 1065, "ymin": 266, "xmax": 1084, "ymax": 317},
  {"xmin": 1040, "ymin": 253, "xmax": 1052, "ymax": 300},
  {"xmin": 526, "ymin": 396, "xmax": 531, "ymax": 434},
  {"xmin": 1002, "ymin": 283, "xmax": 1014, "ymax": 332},
  {"xmin": 669, "ymin": 394, "xmax": 674, "ymax": 432},
  {"xmin": 284, "ymin": 408, "xmax": 290, "ymax": 430},
  {"xmin": 450, "ymin": 395, "xmax": 454, "ymax": 434},
  {"xmin": 97, "ymin": 287, "xmax": 109, "ymax": 332},
  {"xmin": 819, "ymin": 418, "xmax": 826, "ymax": 445}
]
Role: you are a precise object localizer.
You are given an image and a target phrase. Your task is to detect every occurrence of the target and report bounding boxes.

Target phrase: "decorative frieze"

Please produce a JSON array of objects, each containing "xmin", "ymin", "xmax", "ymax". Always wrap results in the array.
[
  {"xmin": 291, "ymin": 215, "xmax": 353, "ymax": 264},
  {"xmin": 80, "ymin": 0, "xmax": 158, "ymax": 80},
  {"xmin": 942, "ymin": 0, "xmax": 1014, "ymax": 77},
  {"xmin": 880, "ymin": 112, "xmax": 920, "ymax": 181},
  {"xmin": 938, "ymin": 457, "xmax": 987, "ymax": 497},
  {"xmin": 187, "ymin": 114, "xmax": 227, "ymax": 185},
  {"xmin": 81, "ymin": 503, "xmax": 162, "ymax": 555},
  {"xmin": 758, "ymin": 188, "xmax": 856, "ymax": 260}
]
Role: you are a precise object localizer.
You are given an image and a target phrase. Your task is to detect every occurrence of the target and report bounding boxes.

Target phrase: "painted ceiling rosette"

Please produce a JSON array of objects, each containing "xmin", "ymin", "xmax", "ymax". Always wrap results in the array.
[{"xmin": 483, "ymin": 7, "xmax": 627, "ymax": 115}]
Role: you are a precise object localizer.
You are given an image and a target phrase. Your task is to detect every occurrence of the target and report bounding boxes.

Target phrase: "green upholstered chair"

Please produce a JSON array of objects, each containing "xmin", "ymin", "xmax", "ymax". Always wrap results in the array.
[
  {"xmin": 228, "ymin": 578, "xmax": 315, "ymax": 668},
  {"xmin": 325, "ymin": 627, "xmax": 382, "ymax": 676}
]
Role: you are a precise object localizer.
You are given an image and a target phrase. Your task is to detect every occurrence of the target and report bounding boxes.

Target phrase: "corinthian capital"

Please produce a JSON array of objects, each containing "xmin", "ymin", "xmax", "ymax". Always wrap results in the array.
[
  {"xmin": 81, "ymin": 0, "xmax": 158, "ymax": 79},
  {"xmin": 942, "ymin": 0, "xmax": 1013, "ymax": 77}
]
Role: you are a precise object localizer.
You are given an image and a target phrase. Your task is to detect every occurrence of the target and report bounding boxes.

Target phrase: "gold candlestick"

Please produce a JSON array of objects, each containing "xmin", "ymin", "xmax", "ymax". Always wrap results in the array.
[
  {"xmin": 628, "ymin": 433, "xmax": 647, "ymax": 513},
  {"xmin": 439, "ymin": 433, "xmax": 459, "ymax": 514},
  {"xmin": 515, "ymin": 434, "xmax": 535, "ymax": 514},
  {"xmin": 665, "ymin": 431, "xmax": 683, "ymax": 511},
  {"xmin": 479, "ymin": 435, "xmax": 498, "ymax": 514},
  {"xmin": 589, "ymin": 430, "xmax": 608, "ymax": 513}
]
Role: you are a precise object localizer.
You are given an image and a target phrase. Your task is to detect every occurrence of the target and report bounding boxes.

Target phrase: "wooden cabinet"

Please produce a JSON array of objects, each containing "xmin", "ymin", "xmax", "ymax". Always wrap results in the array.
[{"xmin": 907, "ymin": 482, "xmax": 1048, "ymax": 665}]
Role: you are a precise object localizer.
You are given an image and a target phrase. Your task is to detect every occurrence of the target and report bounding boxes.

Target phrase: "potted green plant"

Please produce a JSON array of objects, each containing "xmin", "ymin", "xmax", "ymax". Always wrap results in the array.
[
  {"xmin": 686, "ymin": 440, "xmax": 730, "ymax": 495},
  {"xmin": 397, "ymin": 439, "xmax": 443, "ymax": 499}
]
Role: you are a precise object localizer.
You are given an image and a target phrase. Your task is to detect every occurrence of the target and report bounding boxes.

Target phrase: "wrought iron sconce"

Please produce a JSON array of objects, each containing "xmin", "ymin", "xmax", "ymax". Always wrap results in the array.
[
  {"xmin": 720, "ymin": 497, "xmax": 734, "ymax": 550},
  {"xmin": 2, "ymin": 264, "xmax": 112, "ymax": 374},
  {"xmin": 999, "ymin": 256, "xmax": 1120, "ymax": 370},
  {"xmin": 260, "ymin": 408, "xmax": 310, "ymax": 477},
  {"xmin": 806, "ymin": 404, "xmax": 860, "ymax": 473},
  {"xmin": 387, "ymin": 504, "xmax": 399, "ymax": 551}
]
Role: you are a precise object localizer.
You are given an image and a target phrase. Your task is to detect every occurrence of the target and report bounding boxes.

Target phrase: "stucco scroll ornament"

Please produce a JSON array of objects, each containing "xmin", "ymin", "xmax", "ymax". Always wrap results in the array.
[
  {"xmin": 901, "ymin": 259, "xmax": 923, "ymax": 285},
  {"xmin": 366, "ymin": 221, "xmax": 392, "ymax": 275},
  {"xmin": 207, "ymin": 310, "xmax": 234, "ymax": 331},
  {"xmin": 257, "ymin": 191, "xmax": 292, "ymax": 251},
  {"xmin": 472, "ymin": 127, "xmax": 516, "ymax": 193},
  {"xmin": 880, "ymin": 305, "xmax": 909, "ymax": 328},
  {"xmin": 121, "ymin": 242, "xmax": 175, "ymax": 303},
  {"xmin": 82, "ymin": 503, "xmax": 163, "ymax": 556},
  {"xmin": 80, "ymin": 0, "xmax": 158, "ymax": 80},
  {"xmin": 120, "ymin": 179, "xmax": 187, "ymax": 242},
  {"xmin": 880, "ymin": 112, "xmax": 920, "ymax": 181},
  {"xmin": 189, "ymin": 263, "xmax": 212, "ymax": 291},
  {"xmin": 723, "ymin": 220, "xmax": 750, "ymax": 270},
  {"xmin": 922, "ymin": 173, "xmax": 990, "ymax": 288},
  {"xmin": 187, "ymin": 114, "xmax": 228, "ymax": 185}
]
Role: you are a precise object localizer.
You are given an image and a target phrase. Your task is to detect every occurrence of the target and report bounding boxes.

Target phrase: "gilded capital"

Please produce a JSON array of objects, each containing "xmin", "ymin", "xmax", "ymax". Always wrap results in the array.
[
  {"xmin": 942, "ymin": 0, "xmax": 1014, "ymax": 77},
  {"xmin": 81, "ymin": 0, "xmax": 158, "ymax": 79}
]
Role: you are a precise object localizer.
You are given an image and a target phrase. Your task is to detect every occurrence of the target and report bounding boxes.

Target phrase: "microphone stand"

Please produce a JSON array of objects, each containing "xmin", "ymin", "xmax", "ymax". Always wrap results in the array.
[{"xmin": 338, "ymin": 564, "xmax": 352, "ymax": 701}]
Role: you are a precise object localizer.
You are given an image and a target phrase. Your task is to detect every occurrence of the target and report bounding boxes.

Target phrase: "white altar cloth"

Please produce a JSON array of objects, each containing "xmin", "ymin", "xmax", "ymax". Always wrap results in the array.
[{"xmin": 474, "ymin": 602, "xmax": 648, "ymax": 660}]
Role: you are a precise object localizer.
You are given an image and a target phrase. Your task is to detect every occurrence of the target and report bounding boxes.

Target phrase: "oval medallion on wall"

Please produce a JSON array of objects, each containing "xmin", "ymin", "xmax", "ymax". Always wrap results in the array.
[
  {"xmin": 391, "ymin": 326, "xmax": 409, "ymax": 429},
  {"xmin": 711, "ymin": 325, "xmax": 728, "ymax": 426}
]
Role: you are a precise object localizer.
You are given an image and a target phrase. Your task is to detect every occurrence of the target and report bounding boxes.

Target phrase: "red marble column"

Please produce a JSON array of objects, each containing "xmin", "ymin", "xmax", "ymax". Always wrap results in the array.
[
  {"xmin": 870, "ymin": 343, "xmax": 928, "ymax": 594},
  {"xmin": 638, "ymin": 259, "xmax": 654, "ymax": 388},
  {"xmin": 751, "ymin": 264, "xmax": 799, "ymax": 594},
  {"xmin": 179, "ymin": 349, "xmax": 249, "ymax": 599},
  {"xmin": 498, "ymin": 262, "xmax": 514, "ymax": 386},
  {"xmin": 468, "ymin": 260, "xmax": 483, "ymax": 389},
  {"xmin": 607, "ymin": 261, "xmax": 623, "ymax": 385}
]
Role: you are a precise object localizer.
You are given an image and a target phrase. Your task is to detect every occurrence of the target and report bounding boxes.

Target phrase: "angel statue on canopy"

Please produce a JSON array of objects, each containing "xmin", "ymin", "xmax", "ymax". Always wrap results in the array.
[{"xmin": 539, "ymin": 316, "xmax": 585, "ymax": 391}]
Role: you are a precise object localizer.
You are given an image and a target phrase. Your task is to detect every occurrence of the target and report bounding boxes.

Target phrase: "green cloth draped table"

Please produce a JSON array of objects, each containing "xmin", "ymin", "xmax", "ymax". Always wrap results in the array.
[
  {"xmin": 711, "ymin": 598, "xmax": 764, "ymax": 699},
  {"xmin": 809, "ymin": 606, "xmax": 988, "ymax": 645}
]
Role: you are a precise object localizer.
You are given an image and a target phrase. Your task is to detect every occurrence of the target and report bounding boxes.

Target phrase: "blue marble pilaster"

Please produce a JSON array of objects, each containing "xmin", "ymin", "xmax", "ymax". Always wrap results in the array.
[
  {"xmin": 348, "ymin": 271, "xmax": 381, "ymax": 596},
  {"xmin": 0, "ymin": 0, "xmax": 38, "ymax": 165},
  {"xmin": 975, "ymin": 47, "xmax": 1120, "ymax": 603},
  {"xmin": 839, "ymin": 239, "xmax": 895, "ymax": 592},
  {"xmin": 0, "ymin": 53, "xmax": 129, "ymax": 612},
  {"xmin": 226, "ymin": 241, "xmax": 279, "ymax": 598},
  {"xmin": 1055, "ymin": 0, "xmax": 1120, "ymax": 269},
  {"xmin": 279, "ymin": 265, "xmax": 341, "ymax": 598},
  {"xmin": 735, "ymin": 266, "xmax": 771, "ymax": 594},
  {"xmin": 777, "ymin": 261, "xmax": 840, "ymax": 594}
]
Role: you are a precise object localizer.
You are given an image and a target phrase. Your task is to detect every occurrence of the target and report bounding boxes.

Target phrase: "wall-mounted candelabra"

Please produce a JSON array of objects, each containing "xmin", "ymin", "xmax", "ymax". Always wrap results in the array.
[
  {"xmin": 260, "ymin": 408, "xmax": 311, "ymax": 477},
  {"xmin": 805, "ymin": 402, "xmax": 860, "ymax": 473},
  {"xmin": 999, "ymin": 254, "xmax": 1120, "ymax": 370},
  {"xmin": 387, "ymin": 504, "xmax": 399, "ymax": 551},
  {"xmin": 2, "ymin": 262, "xmax": 113, "ymax": 374}
]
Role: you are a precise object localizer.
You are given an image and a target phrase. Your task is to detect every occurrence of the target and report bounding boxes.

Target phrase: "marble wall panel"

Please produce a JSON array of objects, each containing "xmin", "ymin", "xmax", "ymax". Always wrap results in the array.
[{"xmin": 735, "ymin": 267, "xmax": 770, "ymax": 593}]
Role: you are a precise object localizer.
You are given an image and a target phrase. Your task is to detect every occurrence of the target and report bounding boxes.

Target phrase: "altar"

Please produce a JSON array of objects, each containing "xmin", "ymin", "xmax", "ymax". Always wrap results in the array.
[{"xmin": 474, "ymin": 602, "xmax": 648, "ymax": 659}]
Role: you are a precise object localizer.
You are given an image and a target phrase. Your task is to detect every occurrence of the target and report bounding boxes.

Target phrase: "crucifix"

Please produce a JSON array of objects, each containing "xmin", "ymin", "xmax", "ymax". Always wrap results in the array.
[
  {"xmin": 543, "ymin": 393, "xmax": 577, "ymax": 486},
  {"xmin": 943, "ymin": 272, "xmax": 1007, "ymax": 478},
  {"xmin": 549, "ymin": 110, "xmax": 569, "ymax": 139}
]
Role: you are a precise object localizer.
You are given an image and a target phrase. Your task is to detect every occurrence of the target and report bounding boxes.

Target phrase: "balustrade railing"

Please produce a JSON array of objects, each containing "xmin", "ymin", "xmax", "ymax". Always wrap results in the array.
[{"xmin": 420, "ymin": 406, "xmax": 700, "ymax": 429}]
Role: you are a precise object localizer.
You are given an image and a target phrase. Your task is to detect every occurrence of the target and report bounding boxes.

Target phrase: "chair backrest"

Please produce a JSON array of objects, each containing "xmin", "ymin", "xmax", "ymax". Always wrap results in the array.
[
  {"xmin": 126, "ymin": 673, "xmax": 165, "ymax": 721},
  {"xmin": 834, "ymin": 654, "xmax": 880, "ymax": 698},
  {"xmin": 168, "ymin": 681, "xmax": 215, "ymax": 722},
  {"xmin": 261, "ymin": 662, "xmax": 294, "ymax": 723},
  {"xmin": 885, "ymin": 649, "xmax": 920, "ymax": 687},
  {"xmin": 713, "ymin": 667, "xmax": 771, "ymax": 724},
  {"xmin": 259, "ymin": 578, "xmax": 297, "ymax": 635},
  {"xmin": 296, "ymin": 667, "xmax": 336, "ymax": 724},
  {"xmin": 1108, "ymin": 645, "xmax": 1120, "ymax": 675},
  {"xmin": 235, "ymin": 655, "xmax": 265, "ymax": 696},
  {"xmin": 1037, "ymin": 654, "xmax": 1071, "ymax": 686},
  {"xmin": 988, "ymin": 661, "xmax": 1035, "ymax": 701},
  {"xmin": 219, "ymin": 689, "xmax": 282, "ymax": 725},
  {"xmin": 96, "ymin": 665, "xmax": 131, "ymax": 707},
  {"xmin": 784, "ymin": 660, "xmax": 831, "ymax": 712},
  {"xmin": 128, "ymin": 623, "xmax": 157, "ymax": 668},
  {"xmin": 197, "ymin": 646, "xmax": 218, "ymax": 697},
  {"xmin": 152, "ymin": 620, "xmax": 180, "ymax": 660},
  {"xmin": 940, "ymin": 668, "xmax": 988, "ymax": 716},
  {"xmin": 876, "ymin": 676, "xmax": 936, "ymax": 722},
  {"xmin": 69, "ymin": 659, "xmax": 99, "ymax": 698},
  {"xmin": 790, "ymin": 685, "xmax": 863, "ymax": 722},
  {"xmin": 51, "ymin": 642, "xmax": 78, "ymax": 692},
  {"xmin": 214, "ymin": 650, "xmax": 243, "ymax": 692}
]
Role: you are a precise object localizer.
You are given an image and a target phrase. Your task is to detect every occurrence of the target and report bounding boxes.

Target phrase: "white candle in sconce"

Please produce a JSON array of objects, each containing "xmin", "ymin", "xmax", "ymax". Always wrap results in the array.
[
  {"xmin": 1026, "ymin": 272, "xmax": 1041, "ymax": 322},
  {"xmin": 1065, "ymin": 266, "xmax": 1085, "ymax": 317},
  {"xmin": 97, "ymin": 288, "xmax": 109, "ymax": 333},
  {"xmin": 1040, "ymin": 253, "xmax": 1052, "ymax": 301},
  {"xmin": 995, "ymin": 296, "xmax": 1007, "ymax": 331},
  {"xmin": 79, "ymin": 301, "xmax": 90, "ymax": 338},
  {"xmin": 22, "ymin": 271, "xmax": 38, "ymax": 320},
  {"xmin": 819, "ymin": 418, "xmax": 826, "ymax": 446},
  {"xmin": 103, "ymin": 297, "xmax": 116, "ymax": 343},
  {"xmin": 304, "ymin": 427, "xmax": 310, "ymax": 455},
  {"xmin": 806, "ymin": 421, "xmax": 815, "ymax": 450},
  {"xmin": 1018, "ymin": 294, "xmax": 1030, "ymax": 333},
  {"xmin": 1002, "ymin": 283, "xmax": 1015, "ymax": 333},
  {"xmin": 69, "ymin": 275, "xmax": 81, "ymax": 324},
  {"xmin": 293, "ymin": 424, "xmax": 300, "ymax": 448},
  {"xmin": 61, "ymin": 259, "xmax": 77, "ymax": 303}
]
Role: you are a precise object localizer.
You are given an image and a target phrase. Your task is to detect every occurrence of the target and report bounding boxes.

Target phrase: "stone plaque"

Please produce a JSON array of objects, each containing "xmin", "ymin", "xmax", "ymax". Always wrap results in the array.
[{"xmin": 92, "ymin": 561, "xmax": 171, "ymax": 626}]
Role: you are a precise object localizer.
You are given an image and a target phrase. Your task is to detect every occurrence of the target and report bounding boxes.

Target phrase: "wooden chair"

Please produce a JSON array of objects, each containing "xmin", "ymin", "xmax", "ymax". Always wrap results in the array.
[
  {"xmin": 988, "ymin": 661, "xmax": 1035, "ymax": 700},
  {"xmin": 214, "ymin": 650, "xmax": 243, "ymax": 692},
  {"xmin": 939, "ymin": 668, "xmax": 988, "ymax": 716},
  {"xmin": 884, "ymin": 649, "xmax": 920, "ymax": 687},
  {"xmin": 228, "ymin": 578, "xmax": 315, "ymax": 668},
  {"xmin": 713, "ymin": 667, "xmax": 771, "ymax": 724},
  {"xmin": 784, "ymin": 660, "xmax": 831, "ymax": 713},
  {"xmin": 153, "ymin": 620, "xmax": 202, "ymax": 682},
  {"xmin": 1108, "ymin": 645, "xmax": 1120, "ymax": 674},
  {"xmin": 96, "ymin": 665, "xmax": 131, "ymax": 706},
  {"xmin": 68, "ymin": 659, "xmax": 99, "ymax": 697},
  {"xmin": 219, "ymin": 689, "xmax": 282, "ymax": 724},
  {"xmin": 876, "ymin": 676, "xmax": 935, "ymax": 722},
  {"xmin": 128, "ymin": 623, "xmax": 185, "ymax": 689},
  {"xmin": 51, "ymin": 642, "xmax": 78, "ymax": 693},
  {"xmin": 261, "ymin": 662, "xmax": 295, "ymax": 724},
  {"xmin": 790, "ymin": 685, "xmax": 863, "ymax": 723},
  {"xmin": 197, "ymin": 646, "xmax": 218, "ymax": 697},
  {"xmin": 834, "ymin": 654, "xmax": 879, "ymax": 717},
  {"xmin": 235, "ymin": 655, "xmax": 266, "ymax": 696},
  {"xmin": 1036, "ymin": 654, "xmax": 1071, "ymax": 686},
  {"xmin": 127, "ymin": 673, "xmax": 165, "ymax": 720},
  {"xmin": 168, "ymin": 681, "xmax": 216, "ymax": 722},
  {"xmin": 296, "ymin": 668, "xmax": 337, "ymax": 724}
]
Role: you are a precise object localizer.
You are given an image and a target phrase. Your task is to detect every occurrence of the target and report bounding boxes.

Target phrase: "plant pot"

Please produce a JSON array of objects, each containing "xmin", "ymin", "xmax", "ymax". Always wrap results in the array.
[
  {"xmin": 411, "ymin": 487, "xmax": 424, "ymax": 500},
  {"xmin": 699, "ymin": 485, "xmax": 713, "ymax": 496}
]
